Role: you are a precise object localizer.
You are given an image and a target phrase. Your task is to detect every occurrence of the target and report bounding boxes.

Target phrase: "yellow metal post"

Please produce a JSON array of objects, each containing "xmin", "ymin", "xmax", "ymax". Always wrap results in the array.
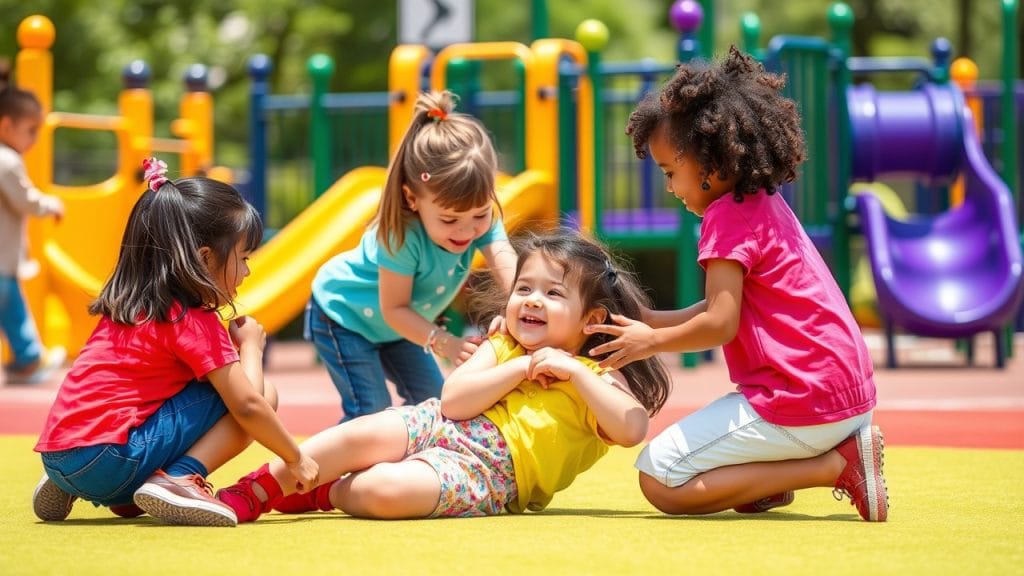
[
  {"xmin": 388, "ymin": 45, "xmax": 431, "ymax": 159},
  {"xmin": 950, "ymin": 57, "xmax": 980, "ymax": 207}
]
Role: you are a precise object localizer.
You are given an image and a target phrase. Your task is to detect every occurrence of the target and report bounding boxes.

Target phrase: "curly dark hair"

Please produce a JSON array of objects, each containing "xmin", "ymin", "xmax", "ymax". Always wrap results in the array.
[{"xmin": 625, "ymin": 46, "xmax": 806, "ymax": 202}]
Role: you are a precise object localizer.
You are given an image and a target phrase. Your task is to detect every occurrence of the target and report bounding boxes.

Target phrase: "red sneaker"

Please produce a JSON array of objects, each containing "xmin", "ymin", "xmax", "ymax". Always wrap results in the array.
[
  {"xmin": 833, "ymin": 425, "xmax": 889, "ymax": 522},
  {"xmin": 733, "ymin": 491, "xmax": 795, "ymax": 514},
  {"xmin": 109, "ymin": 503, "xmax": 145, "ymax": 518},
  {"xmin": 215, "ymin": 464, "xmax": 282, "ymax": 523},
  {"xmin": 273, "ymin": 482, "xmax": 335, "ymax": 514},
  {"xmin": 133, "ymin": 470, "xmax": 237, "ymax": 527}
]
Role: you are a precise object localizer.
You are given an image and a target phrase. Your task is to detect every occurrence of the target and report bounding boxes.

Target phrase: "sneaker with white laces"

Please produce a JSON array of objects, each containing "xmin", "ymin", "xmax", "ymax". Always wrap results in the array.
[
  {"xmin": 33, "ymin": 474, "xmax": 77, "ymax": 521},
  {"xmin": 833, "ymin": 425, "xmax": 889, "ymax": 522},
  {"xmin": 133, "ymin": 470, "xmax": 237, "ymax": 527},
  {"xmin": 6, "ymin": 347, "xmax": 67, "ymax": 385}
]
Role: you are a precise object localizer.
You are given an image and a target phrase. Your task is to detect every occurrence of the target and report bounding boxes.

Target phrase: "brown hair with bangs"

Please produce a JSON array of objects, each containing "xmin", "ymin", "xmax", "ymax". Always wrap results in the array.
[{"xmin": 375, "ymin": 90, "xmax": 500, "ymax": 253}]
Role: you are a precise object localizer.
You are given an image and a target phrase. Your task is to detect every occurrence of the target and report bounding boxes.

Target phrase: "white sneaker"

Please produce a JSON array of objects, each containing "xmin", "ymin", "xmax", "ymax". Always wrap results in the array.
[
  {"xmin": 33, "ymin": 473, "xmax": 77, "ymax": 521},
  {"xmin": 5, "ymin": 347, "xmax": 66, "ymax": 385}
]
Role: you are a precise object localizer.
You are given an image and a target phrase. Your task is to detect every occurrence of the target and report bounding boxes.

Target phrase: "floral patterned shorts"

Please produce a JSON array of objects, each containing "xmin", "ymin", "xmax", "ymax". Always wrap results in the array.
[{"xmin": 391, "ymin": 398, "xmax": 518, "ymax": 517}]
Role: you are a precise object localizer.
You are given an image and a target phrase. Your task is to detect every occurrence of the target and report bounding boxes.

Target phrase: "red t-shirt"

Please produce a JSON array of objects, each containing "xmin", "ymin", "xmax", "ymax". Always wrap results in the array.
[
  {"xmin": 697, "ymin": 192, "xmax": 876, "ymax": 426},
  {"xmin": 35, "ymin": 306, "xmax": 239, "ymax": 452}
]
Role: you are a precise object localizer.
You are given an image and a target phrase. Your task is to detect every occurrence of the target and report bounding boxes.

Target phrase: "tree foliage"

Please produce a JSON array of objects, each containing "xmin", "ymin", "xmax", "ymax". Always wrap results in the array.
[{"xmin": 1, "ymin": 0, "xmax": 1019, "ymax": 169}]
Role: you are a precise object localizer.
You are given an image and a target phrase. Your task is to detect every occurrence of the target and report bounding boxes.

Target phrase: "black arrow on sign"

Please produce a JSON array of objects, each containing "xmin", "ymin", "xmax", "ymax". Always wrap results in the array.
[{"xmin": 421, "ymin": 0, "xmax": 452, "ymax": 43}]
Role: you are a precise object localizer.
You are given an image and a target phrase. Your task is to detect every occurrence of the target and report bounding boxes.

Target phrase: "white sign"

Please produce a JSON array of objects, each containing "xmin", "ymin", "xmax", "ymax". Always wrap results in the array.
[{"xmin": 399, "ymin": 0, "xmax": 474, "ymax": 48}]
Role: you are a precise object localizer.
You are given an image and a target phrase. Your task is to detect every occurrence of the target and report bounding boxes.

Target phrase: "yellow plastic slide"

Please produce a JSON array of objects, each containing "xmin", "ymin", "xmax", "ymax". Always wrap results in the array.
[
  {"xmin": 234, "ymin": 167, "xmax": 555, "ymax": 334},
  {"xmin": 234, "ymin": 167, "xmax": 386, "ymax": 333}
]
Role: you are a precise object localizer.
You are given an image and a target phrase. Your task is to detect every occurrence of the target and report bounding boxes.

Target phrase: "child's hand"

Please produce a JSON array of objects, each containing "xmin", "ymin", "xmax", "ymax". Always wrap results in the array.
[
  {"xmin": 436, "ymin": 334, "xmax": 478, "ymax": 366},
  {"xmin": 527, "ymin": 347, "xmax": 581, "ymax": 387},
  {"xmin": 486, "ymin": 315, "xmax": 507, "ymax": 336},
  {"xmin": 584, "ymin": 314, "xmax": 658, "ymax": 370},
  {"xmin": 43, "ymin": 195, "xmax": 65, "ymax": 223},
  {"xmin": 285, "ymin": 454, "xmax": 320, "ymax": 493},
  {"xmin": 230, "ymin": 316, "xmax": 267, "ymax": 352}
]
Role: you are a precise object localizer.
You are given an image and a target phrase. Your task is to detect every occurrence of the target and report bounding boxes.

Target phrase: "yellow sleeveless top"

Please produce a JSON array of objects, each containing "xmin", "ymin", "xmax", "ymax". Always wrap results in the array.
[{"xmin": 483, "ymin": 334, "xmax": 611, "ymax": 513}]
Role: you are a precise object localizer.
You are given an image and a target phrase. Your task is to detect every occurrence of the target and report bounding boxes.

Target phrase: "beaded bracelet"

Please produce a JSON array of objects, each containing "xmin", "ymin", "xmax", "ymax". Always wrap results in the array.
[{"xmin": 424, "ymin": 326, "xmax": 448, "ymax": 355}]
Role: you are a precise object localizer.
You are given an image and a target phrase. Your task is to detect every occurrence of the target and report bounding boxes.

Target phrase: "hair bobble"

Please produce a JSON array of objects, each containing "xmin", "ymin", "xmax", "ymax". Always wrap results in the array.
[
  {"xmin": 603, "ymin": 259, "xmax": 618, "ymax": 281},
  {"xmin": 420, "ymin": 172, "xmax": 431, "ymax": 182},
  {"xmin": 142, "ymin": 157, "xmax": 169, "ymax": 192},
  {"xmin": 426, "ymin": 108, "xmax": 447, "ymax": 123}
]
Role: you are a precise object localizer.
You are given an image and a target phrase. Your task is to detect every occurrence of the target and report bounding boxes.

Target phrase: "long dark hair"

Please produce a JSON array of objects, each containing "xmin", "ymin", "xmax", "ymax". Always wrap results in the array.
[
  {"xmin": 472, "ymin": 230, "xmax": 671, "ymax": 415},
  {"xmin": 90, "ymin": 176, "xmax": 262, "ymax": 324}
]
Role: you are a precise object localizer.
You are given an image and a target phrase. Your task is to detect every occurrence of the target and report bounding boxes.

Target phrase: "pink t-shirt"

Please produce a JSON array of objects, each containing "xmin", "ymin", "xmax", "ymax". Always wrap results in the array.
[
  {"xmin": 697, "ymin": 192, "xmax": 875, "ymax": 426},
  {"xmin": 35, "ymin": 306, "xmax": 239, "ymax": 452}
]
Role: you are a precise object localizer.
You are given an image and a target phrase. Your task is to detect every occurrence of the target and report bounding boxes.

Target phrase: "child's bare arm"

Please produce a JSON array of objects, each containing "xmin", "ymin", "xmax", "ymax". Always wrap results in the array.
[
  {"xmin": 480, "ymin": 238, "xmax": 517, "ymax": 294},
  {"xmin": 441, "ymin": 340, "xmax": 531, "ymax": 420},
  {"xmin": 589, "ymin": 259, "xmax": 742, "ymax": 369},
  {"xmin": 229, "ymin": 316, "xmax": 266, "ymax": 396},
  {"xmin": 207, "ymin": 363, "xmax": 319, "ymax": 491},
  {"xmin": 642, "ymin": 300, "xmax": 707, "ymax": 328},
  {"xmin": 379, "ymin": 267, "xmax": 479, "ymax": 364}
]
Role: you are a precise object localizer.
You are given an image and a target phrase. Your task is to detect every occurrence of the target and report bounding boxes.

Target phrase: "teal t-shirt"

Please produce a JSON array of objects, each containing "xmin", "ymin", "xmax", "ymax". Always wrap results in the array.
[{"xmin": 311, "ymin": 218, "xmax": 508, "ymax": 343}]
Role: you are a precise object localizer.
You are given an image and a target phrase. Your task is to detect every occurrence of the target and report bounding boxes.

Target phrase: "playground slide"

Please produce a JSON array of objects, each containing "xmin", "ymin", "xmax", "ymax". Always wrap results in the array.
[
  {"xmin": 234, "ymin": 166, "xmax": 386, "ymax": 333},
  {"xmin": 856, "ymin": 108, "xmax": 1024, "ymax": 341},
  {"xmin": 235, "ymin": 167, "xmax": 555, "ymax": 334}
]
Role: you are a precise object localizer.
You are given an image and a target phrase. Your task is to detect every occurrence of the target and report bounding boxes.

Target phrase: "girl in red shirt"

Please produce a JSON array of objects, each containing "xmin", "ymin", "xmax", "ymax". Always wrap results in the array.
[{"xmin": 32, "ymin": 158, "xmax": 317, "ymax": 527}]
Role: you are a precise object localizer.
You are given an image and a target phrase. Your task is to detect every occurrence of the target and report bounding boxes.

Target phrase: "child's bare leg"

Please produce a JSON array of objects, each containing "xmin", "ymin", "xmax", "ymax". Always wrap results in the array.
[
  {"xmin": 183, "ymin": 380, "xmax": 280, "ymax": 473},
  {"xmin": 267, "ymin": 409, "xmax": 411, "ymax": 498},
  {"xmin": 640, "ymin": 449, "xmax": 847, "ymax": 515},
  {"xmin": 330, "ymin": 460, "xmax": 441, "ymax": 519}
]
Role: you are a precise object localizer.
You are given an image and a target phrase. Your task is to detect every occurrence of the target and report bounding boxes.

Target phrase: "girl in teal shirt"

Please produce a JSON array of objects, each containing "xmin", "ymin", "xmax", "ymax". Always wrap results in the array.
[{"xmin": 308, "ymin": 91, "xmax": 516, "ymax": 422}]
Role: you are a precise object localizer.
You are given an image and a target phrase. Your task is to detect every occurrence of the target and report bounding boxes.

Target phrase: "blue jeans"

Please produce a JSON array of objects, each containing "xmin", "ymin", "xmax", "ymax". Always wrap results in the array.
[
  {"xmin": 305, "ymin": 298, "xmax": 443, "ymax": 423},
  {"xmin": 40, "ymin": 381, "xmax": 228, "ymax": 507},
  {"xmin": 0, "ymin": 274, "xmax": 43, "ymax": 370}
]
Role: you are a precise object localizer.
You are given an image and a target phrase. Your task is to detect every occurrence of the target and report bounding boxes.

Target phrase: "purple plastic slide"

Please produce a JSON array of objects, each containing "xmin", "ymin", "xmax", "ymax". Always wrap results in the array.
[{"xmin": 855, "ymin": 105, "xmax": 1023, "ymax": 367}]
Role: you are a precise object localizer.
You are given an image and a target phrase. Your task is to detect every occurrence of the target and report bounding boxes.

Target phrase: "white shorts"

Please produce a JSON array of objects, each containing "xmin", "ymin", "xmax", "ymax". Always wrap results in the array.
[{"xmin": 636, "ymin": 392, "xmax": 872, "ymax": 488}]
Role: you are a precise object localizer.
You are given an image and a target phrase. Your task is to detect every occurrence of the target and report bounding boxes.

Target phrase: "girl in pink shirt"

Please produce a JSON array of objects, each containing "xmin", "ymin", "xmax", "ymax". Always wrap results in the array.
[
  {"xmin": 588, "ymin": 47, "xmax": 889, "ymax": 521},
  {"xmin": 32, "ymin": 158, "xmax": 318, "ymax": 527}
]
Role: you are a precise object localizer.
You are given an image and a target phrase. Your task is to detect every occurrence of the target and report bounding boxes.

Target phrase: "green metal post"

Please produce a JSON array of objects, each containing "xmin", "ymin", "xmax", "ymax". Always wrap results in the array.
[
  {"xmin": 447, "ymin": 57, "xmax": 470, "ymax": 106},
  {"xmin": 739, "ymin": 12, "xmax": 763, "ymax": 61},
  {"xmin": 829, "ymin": 3, "xmax": 854, "ymax": 300},
  {"xmin": 588, "ymin": 51, "xmax": 605, "ymax": 240},
  {"xmin": 531, "ymin": 0, "xmax": 549, "ymax": 41},
  {"xmin": 308, "ymin": 53, "xmax": 335, "ymax": 198},
  {"xmin": 576, "ymin": 20, "xmax": 609, "ymax": 239},
  {"xmin": 1001, "ymin": 0, "xmax": 1019, "ymax": 202},
  {"xmin": 677, "ymin": 20, "xmax": 702, "ymax": 368},
  {"xmin": 556, "ymin": 65, "xmax": 576, "ymax": 219},
  {"xmin": 514, "ymin": 59, "xmax": 527, "ymax": 174},
  {"xmin": 1001, "ymin": 0, "xmax": 1019, "ymax": 356},
  {"xmin": 698, "ymin": 0, "xmax": 714, "ymax": 59}
]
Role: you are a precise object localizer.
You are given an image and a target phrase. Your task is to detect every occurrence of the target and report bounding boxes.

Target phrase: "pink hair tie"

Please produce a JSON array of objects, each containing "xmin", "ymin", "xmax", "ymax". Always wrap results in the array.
[{"xmin": 142, "ymin": 157, "xmax": 169, "ymax": 191}]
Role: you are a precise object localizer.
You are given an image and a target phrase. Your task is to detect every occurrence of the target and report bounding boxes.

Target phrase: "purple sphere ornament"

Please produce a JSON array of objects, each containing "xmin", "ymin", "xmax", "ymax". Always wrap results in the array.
[{"xmin": 670, "ymin": 0, "xmax": 704, "ymax": 33}]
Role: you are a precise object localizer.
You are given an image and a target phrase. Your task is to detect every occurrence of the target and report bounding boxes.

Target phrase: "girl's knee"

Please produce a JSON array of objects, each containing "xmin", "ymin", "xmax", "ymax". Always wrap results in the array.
[{"xmin": 347, "ymin": 466, "xmax": 413, "ymax": 516}]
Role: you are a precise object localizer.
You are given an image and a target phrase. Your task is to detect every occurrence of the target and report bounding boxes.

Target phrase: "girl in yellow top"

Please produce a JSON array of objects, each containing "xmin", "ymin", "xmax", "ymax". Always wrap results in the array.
[{"xmin": 203, "ymin": 230, "xmax": 672, "ymax": 522}]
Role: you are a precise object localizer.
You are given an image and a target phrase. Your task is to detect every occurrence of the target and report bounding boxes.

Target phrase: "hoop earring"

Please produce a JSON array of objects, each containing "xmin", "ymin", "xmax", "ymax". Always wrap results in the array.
[{"xmin": 700, "ymin": 179, "xmax": 711, "ymax": 191}]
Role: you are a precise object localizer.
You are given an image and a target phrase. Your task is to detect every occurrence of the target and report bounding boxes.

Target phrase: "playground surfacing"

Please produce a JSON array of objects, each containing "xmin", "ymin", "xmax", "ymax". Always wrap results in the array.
[
  {"xmin": 1, "ymin": 330, "xmax": 1022, "ymax": 576},
  {"xmin": 3, "ymin": 329, "xmax": 1021, "ymax": 446}
]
